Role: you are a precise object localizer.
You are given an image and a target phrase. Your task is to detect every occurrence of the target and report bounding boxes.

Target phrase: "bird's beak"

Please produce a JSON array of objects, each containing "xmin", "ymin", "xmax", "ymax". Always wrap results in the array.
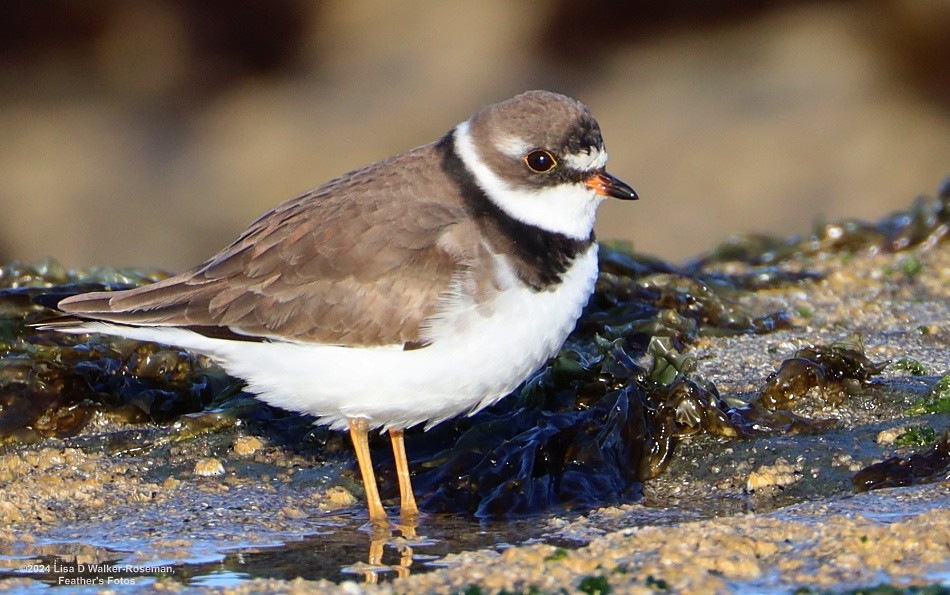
[{"xmin": 586, "ymin": 170, "xmax": 638, "ymax": 200}]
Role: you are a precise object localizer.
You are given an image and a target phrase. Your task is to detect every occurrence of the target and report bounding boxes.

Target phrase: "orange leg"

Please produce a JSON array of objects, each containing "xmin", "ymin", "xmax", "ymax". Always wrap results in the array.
[
  {"xmin": 347, "ymin": 417, "xmax": 388, "ymax": 523},
  {"xmin": 389, "ymin": 428, "xmax": 419, "ymax": 518}
]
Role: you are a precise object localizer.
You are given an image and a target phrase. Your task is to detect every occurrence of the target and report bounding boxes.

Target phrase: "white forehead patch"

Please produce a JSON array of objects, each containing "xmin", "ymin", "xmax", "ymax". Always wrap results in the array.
[
  {"xmin": 454, "ymin": 121, "xmax": 604, "ymax": 241},
  {"xmin": 562, "ymin": 147, "xmax": 608, "ymax": 172}
]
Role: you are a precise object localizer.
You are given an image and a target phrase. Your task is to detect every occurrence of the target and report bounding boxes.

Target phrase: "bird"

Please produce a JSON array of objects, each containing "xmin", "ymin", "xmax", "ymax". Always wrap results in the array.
[{"xmin": 40, "ymin": 90, "xmax": 638, "ymax": 523}]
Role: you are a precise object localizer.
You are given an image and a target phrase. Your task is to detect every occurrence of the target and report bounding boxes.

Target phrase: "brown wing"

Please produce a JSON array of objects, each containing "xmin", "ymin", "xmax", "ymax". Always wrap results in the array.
[{"xmin": 58, "ymin": 144, "xmax": 466, "ymax": 346}]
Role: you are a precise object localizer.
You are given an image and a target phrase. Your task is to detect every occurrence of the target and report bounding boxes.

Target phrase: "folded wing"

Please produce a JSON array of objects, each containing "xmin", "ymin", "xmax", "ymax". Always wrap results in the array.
[{"xmin": 58, "ymin": 152, "xmax": 464, "ymax": 347}]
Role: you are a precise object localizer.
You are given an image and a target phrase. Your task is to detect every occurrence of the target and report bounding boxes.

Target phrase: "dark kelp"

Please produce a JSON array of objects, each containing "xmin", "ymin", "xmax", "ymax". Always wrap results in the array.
[
  {"xmin": 0, "ymin": 262, "xmax": 238, "ymax": 443},
  {"xmin": 852, "ymin": 426, "xmax": 950, "ymax": 491}
]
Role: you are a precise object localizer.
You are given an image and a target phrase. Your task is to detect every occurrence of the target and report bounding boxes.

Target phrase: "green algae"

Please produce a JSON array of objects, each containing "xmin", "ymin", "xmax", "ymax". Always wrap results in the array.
[
  {"xmin": 578, "ymin": 574, "xmax": 612, "ymax": 594},
  {"xmin": 906, "ymin": 375, "xmax": 950, "ymax": 415},
  {"xmin": 892, "ymin": 357, "xmax": 929, "ymax": 376},
  {"xmin": 894, "ymin": 426, "xmax": 938, "ymax": 447}
]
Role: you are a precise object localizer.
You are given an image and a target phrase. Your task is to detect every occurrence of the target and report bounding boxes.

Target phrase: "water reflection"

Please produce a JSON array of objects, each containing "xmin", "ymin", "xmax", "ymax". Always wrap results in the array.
[
  {"xmin": 195, "ymin": 512, "xmax": 545, "ymax": 584},
  {"xmin": 341, "ymin": 519, "xmax": 428, "ymax": 582}
]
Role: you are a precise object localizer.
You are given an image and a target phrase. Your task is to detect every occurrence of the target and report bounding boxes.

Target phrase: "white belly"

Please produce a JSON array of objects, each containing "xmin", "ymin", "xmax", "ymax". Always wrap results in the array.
[{"xmin": 72, "ymin": 245, "xmax": 600, "ymax": 431}]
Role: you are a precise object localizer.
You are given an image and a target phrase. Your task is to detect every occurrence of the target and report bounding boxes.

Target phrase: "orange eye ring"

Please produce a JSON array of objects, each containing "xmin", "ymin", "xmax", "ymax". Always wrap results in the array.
[{"xmin": 524, "ymin": 150, "xmax": 556, "ymax": 173}]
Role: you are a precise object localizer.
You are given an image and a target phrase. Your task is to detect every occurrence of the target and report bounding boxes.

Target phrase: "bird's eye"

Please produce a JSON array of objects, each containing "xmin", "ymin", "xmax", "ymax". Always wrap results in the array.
[{"xmin": 524, "ymin": 150, "xmax": 556, "ymax": 173}]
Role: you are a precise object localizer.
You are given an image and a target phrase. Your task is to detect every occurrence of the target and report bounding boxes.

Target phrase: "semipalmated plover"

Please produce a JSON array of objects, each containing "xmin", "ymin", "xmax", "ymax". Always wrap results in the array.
[{"xmin": 42, "ymin": 90, "xmax": 637, "ymax": 522}]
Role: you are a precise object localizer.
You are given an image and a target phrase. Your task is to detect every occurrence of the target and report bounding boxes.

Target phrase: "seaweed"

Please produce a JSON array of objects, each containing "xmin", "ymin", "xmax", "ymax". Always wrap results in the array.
[
  {"xmin": 852, "ymin": 426, "xmax": 950, "ymax": 491},
  {"xmin": 754, "ymin": 335, "xmax": 888, "ymax": 412},
  {"xmin": 689, "ymin": 179, "xmax": 949, "ymax": 268},
  {"xmin": 0, "ymin": 263, "xmax": 239, "ymax": 443}
]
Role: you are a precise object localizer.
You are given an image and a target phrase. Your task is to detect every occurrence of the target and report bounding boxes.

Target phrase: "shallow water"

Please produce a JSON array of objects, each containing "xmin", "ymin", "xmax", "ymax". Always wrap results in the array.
[{"xmin": 0, "ymin": 509, "xmax": 574, "ymax": 589}]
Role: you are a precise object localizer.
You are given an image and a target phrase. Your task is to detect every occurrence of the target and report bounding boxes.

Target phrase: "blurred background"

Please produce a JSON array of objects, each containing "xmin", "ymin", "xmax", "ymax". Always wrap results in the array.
[{"xmin": 0, "ymin": 0, "xmax": 948, "ymax": 271}]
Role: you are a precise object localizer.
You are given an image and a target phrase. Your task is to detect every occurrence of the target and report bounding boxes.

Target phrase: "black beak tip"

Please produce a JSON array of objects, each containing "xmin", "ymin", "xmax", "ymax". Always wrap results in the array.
[
  {"xmin": 617, "ymin": 183, "xmax": 639, "ymax": 201},
  {"xmin": 607, "ymin": 173, "xmax": 638, "ymax": 201}
]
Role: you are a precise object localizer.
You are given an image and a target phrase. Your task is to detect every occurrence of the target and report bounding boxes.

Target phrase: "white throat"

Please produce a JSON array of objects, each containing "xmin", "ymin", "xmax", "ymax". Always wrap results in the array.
[{"xmin": 453, "ymin": 121, "xmax": 605, "ymax": 241}]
